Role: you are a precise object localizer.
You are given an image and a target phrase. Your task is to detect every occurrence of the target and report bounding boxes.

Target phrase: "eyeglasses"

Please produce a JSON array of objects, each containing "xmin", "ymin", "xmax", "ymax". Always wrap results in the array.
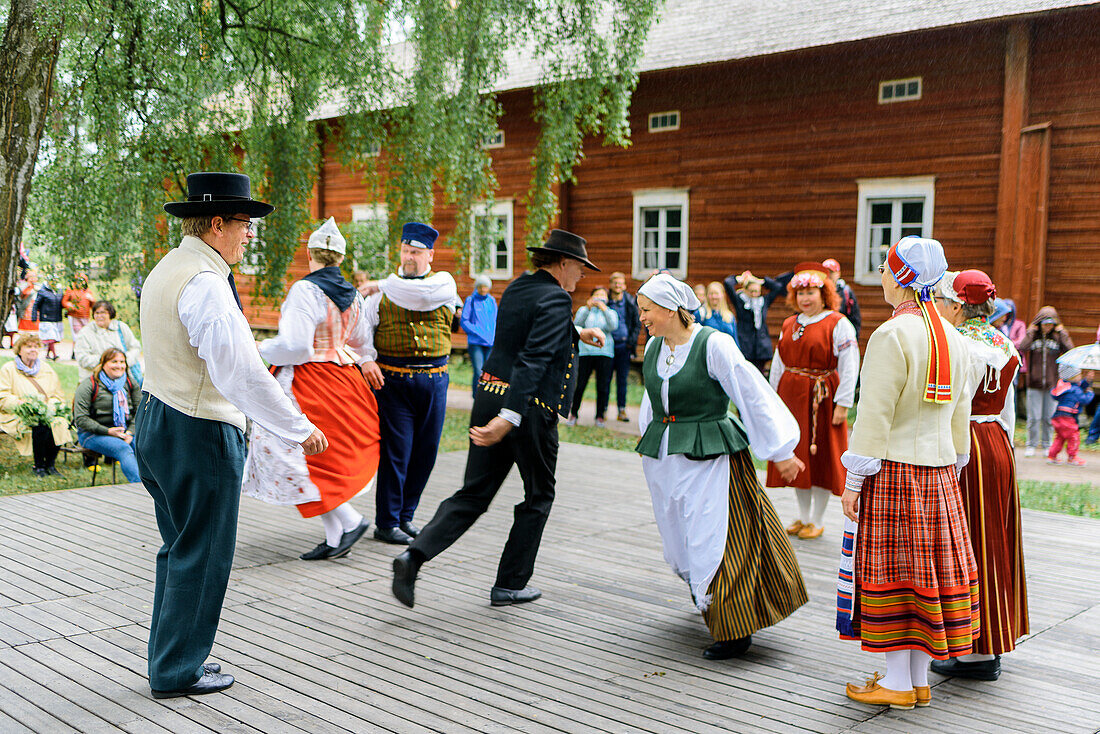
[
  {"xmin": 878, "ymin": 264, "xmax": 886, "ymax": 274},
  {"xmin": 225, "ymin": 217, "xmax": 256, "ymax": 234}
]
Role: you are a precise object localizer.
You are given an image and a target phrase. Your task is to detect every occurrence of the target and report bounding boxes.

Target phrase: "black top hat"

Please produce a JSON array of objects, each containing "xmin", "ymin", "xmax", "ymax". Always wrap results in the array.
[
  {"xmin": 526, "ymin": 229, "xmax": 599, "ymax": 271},
  {"xmin": 163, "ymin": 172, "xmax": 275, "ymax": 219}
]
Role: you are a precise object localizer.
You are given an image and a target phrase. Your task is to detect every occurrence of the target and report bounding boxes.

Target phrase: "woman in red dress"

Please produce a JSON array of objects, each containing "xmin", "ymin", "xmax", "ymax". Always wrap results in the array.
[
  {"xmin": 932, "ymin": 269, "xmax": 1028, "ymax": 681},
  {"xmin": 766, "ymin": 262, "xmax": 859, "ymax": 539}
]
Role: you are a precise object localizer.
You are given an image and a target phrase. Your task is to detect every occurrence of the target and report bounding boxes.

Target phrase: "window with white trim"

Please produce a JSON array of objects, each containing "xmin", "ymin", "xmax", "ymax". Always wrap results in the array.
[
  {"xmin": 482, "ymin": 130, "xmax": 504, "ymax": 149},
  {"xmin": 349, "ymin": 203, "xmax": 390, "ymax": 274},
  {"xmin": 648, "ymin": 110, "xmax": 680, "ymax": 132},
  {"xmin": 878, "ymin": 77, "xmax": 922, "ymax": 104},
  {"xmin": 854, "ymin": 176, "xmax": 935, "ymax": 285},
  {"xmin": 351, "ymin": 203, "xmax": 387, "ymax": 224},
  {"xmin": 470, "ymin": 200, "xmax": 513, "ymax": 279},
  {"xmin": 632, "ymin": 189, "xmax": 689, "ymax": 279}
]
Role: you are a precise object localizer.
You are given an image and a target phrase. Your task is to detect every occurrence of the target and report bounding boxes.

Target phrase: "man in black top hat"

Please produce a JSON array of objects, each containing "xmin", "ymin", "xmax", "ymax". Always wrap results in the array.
[{"xmin": 392, "ymin": 229, "xmax": 603, "ymax": 608}]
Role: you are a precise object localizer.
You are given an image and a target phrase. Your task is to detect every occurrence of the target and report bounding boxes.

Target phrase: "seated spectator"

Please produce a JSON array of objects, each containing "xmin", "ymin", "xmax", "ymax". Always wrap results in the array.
[
  {"xmin": 0, "ymin": 334, "xmax": 72, "ymax": 477},
  {"xmin": 73, "ymin": 299, "xmax": 142, "ymax": 381},
  {"xmin": 73, "ymin": 348, "xmax": 143, "ymax": 483}
]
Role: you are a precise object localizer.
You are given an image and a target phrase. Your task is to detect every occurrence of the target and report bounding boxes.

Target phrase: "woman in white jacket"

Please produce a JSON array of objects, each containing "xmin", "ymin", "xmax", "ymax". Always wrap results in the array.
[{"xmin": 73, "ymin": 300, "xmax": 142, "ymax": 381}]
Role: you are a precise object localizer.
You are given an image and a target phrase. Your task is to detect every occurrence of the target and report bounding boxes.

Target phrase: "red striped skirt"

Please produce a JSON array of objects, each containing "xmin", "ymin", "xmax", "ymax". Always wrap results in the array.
[
  {"xmin": 841, "ymin": 460, "xmax": 980, "ymax": 659},
  {"xmin": 958, "ymin": 422, "xmax": 1029, "ymax": 654}
]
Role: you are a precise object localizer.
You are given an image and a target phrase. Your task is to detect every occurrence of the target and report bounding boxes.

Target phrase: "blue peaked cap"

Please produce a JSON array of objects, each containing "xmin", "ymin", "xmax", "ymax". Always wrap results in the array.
[{"xmin": 401, "ymin": 221, "xmax": 439, "ymax": 249}]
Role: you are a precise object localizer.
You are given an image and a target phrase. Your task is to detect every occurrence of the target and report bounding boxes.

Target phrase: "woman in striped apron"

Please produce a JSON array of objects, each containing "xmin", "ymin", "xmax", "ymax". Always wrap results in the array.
[{"xmin": 635, "ymin": 274, "xmax": 808, "ymax": 661}]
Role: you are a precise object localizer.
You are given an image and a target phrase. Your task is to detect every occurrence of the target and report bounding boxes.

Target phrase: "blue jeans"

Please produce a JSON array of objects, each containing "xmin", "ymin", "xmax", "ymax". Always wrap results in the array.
[
  {"xmin": 468, "ymin": 343, "xmax": 491, "ymax": 390},
  {"xmin": 1088, "ymin": 409, "xmax": 1100, "ymax": 443},
  {"xmin": 78, "ymin": 429, "xmax": 141, "ymax": 482}
]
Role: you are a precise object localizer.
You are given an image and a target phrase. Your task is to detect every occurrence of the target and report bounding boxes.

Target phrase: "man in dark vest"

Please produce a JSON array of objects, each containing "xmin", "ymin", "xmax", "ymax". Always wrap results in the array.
[
  {"xmin": 359, "ymin": 222, "xmax": 461, "ymax": 544},
  {"xmin": 392, "ymin": 230, "xmax": 604, "ymax": 607}
]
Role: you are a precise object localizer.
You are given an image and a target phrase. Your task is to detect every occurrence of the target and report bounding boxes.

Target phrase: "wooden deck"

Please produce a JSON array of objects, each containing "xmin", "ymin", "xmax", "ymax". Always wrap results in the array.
[{"xmin": 1, "ymin": 443, "xmax": 1098, "ymax": 733}]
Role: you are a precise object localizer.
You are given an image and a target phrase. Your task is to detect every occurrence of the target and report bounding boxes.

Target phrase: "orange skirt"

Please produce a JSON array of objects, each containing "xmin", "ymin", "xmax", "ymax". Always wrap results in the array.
[{"xmin": 291, "ymin": 362, "xmax": 381, "ymax": 518}]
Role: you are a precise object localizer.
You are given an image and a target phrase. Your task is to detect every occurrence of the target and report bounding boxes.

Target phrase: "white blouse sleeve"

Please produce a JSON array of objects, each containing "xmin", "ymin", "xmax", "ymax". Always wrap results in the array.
[
  {"xmin": 706, "ymin": 333, "xmax": 799, "ymax": 462},
  {"xmin": 344, "ymin": 293, "xmax": 375, "ymax": 365},
  {"xmin": 357, "ymin": 292, "xmax": 382, "ymax": 362},
  {"xmin": 833, "ymin": 316, "xmax": 859, "ymax": 408},
  {"xmin": 637, "ymin": 339, "xmax": 656, "ymax": 435},
  {"xmin": 257, "ymin": 281, "xmax": 322, "ymax": 367},
  {"xmin": 178, "ymin": 273, "xmax": 315, "ymax": 444},
  {"xmin": 768, "ymin": 347, "xmax": 784, "ymax": 390}
]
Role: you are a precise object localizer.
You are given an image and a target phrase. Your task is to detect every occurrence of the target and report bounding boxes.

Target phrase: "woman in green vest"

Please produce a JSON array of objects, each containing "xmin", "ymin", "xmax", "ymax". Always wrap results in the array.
[{"xmin": 635, "ymin": 274, "xmax": 808, "ymax": 660}]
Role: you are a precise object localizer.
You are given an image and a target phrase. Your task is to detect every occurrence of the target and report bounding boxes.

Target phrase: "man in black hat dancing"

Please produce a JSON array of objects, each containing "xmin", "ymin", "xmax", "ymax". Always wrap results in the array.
[
  {"xmin": 392, "ymin": 229, "xmax": 604, "ymax": 608},
  {"xmin": 136, "ymin": 172, "xmax": 327, "ymax": 699}
]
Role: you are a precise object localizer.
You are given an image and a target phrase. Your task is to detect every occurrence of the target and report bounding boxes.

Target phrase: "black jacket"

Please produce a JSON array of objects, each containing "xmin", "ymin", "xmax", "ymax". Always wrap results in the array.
[
  {"xmin": 722, "ymin": 273, "xmax": 791, "ymax": 361},
  {"xmin": 32, "ymin": 286, "xmax": 65, "ymax": 323},
  {"xmin": 837, "ymin": 280, "xmax": 862, "ymax": 339},
  {"xmin": 482, "ymin": 269, "xmax": 578, "ymax": 417}
]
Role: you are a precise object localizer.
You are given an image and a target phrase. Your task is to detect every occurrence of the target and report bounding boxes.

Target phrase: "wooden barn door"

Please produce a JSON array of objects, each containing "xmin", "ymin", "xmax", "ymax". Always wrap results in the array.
[{"xmin": 1010, "ymin": 123, "xmax": 1052, "ymax": 321}]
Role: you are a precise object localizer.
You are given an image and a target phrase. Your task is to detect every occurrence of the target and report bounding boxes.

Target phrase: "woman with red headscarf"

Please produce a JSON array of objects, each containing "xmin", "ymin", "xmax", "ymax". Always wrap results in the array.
[
  {"xmin": 766, "ymin": 262, "xmax": 859, "ymax": 540},
  {"xmin": 933, "ymin": 269, "xmax": 1028, "ymax": 682},
  {"xmin": 839, "ymin": 237, "xmax": 979, "ymax": 711}
]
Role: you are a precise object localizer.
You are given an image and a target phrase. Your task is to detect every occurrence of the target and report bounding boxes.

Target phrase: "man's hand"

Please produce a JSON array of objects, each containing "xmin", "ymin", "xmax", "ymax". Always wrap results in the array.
[
  {"xmin": 773, "ymin": 456, "xmax": 804, "ymax": 484},
  {"xmin": 579, "ymin": 328, "xmax": 605, "ymax": 348},
  {"xmin": 357, "ymin": 281, "xmax": 380, "ymax": 297},
  {"xmin": 842, "ymin": 488, "xmax": 860, "ymax": 521},
  {"xmin": 470, "ymin": 416, "xmax": 513, "ymax": 447},
  {"xmin": 832, "ymin": 404, "xmax": 849, "ymax": 426},
  {"xmin": 360, "ymin": 360, "xmax": 385, "ymax": 389},
  {"xmin": 301, "ymin": 428, "xmax": 328, "ymax": 455}
]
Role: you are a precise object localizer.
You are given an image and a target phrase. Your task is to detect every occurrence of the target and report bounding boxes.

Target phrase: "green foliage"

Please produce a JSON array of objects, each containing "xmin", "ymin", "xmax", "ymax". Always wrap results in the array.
[
  {"xmin": 341, "ymin": 219, "xmax": 391, "ymax": 278},
  {"xmin": 11, "ymin": 395, "xmax": 71, "ymax": 433},
  {"xmin": 24, "ymin": 0, "xmax": 662, "ymax": 299}
]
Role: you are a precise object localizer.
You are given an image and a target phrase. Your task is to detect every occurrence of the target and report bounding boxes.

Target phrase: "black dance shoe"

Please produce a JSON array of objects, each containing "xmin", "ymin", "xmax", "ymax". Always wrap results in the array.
[
  {"xmin": 299, "ymin": 541, "xmax": 338, "ymax": 561},
  {"xmin": 374, "ymin": 526, "xmax": 413, "ymax": 545},
  {"xmin": 703, "ymin": 636, "xmax": 752, "ymax": 660},
  {"xmin": 392, "ymin": 550, "xmax": 423, "ymax": 608},
  {"xmin": 203, "ymin": 662, "xmax": 221, "ymax": 674},
  {"xmin": 46, "ymin": 466, "xmax": 62, "ymax": 476},
  {"xmin": 930, "ymin": 655, "xmax": 1001, "ymax": 681},
  {"xmin": 151, "ymin": 671, "xmax": 234, "ymax": 699},
  {"xmin": 331, "ymin": 520, "xmax": 371, "ymax": 558},
  {"xmin": 489, "ymin": 586, "xmax": 542, "ymax": 606},
  {"xmin": 399, "ymin": 521, "xmax": 420, "ymax": 537}
]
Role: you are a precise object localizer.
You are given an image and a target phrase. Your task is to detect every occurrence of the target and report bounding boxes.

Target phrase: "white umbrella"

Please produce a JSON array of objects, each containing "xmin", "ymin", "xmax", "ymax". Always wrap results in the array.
[{"xmin": 1056, "ymin": 343, "xmax": 1100, "ymax": 371}]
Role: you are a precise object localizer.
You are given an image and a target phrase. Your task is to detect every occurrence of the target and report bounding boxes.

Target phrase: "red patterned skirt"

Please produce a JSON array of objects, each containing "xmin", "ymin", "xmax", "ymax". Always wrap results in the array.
[
  {"xmin": 841, "ymin": 460, "xmax": 980, "ymax": 659},
  {"xmin": 958, "ymin": 422, "xmax": 1029, "ymax": 654}
]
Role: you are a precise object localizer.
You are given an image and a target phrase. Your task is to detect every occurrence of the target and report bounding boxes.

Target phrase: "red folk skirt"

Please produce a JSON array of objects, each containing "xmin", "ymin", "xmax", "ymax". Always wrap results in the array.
[
  {"xmin": 291, "ymin": 362, "xmax": 381, "ymax": 519},
  {"xmin": 841, "ymin": 460, "xmax": 981, "ymax": 659},
  {"xmin": 958, "ymin": 421, "xmax": 1029, "ymax": 654}
]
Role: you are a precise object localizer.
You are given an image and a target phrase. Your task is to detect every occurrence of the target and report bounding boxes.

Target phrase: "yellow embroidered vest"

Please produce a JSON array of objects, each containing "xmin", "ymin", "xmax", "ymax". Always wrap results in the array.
[{"xmin": 375, "ymin": 295, "xmax": 452, "ymax": 359}]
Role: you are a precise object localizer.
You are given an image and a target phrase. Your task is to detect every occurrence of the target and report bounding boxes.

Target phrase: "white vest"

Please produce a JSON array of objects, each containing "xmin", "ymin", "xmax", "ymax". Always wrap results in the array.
[{"xmin": 140, "ymin": 236, "xmax": 247, "ymax": 431}]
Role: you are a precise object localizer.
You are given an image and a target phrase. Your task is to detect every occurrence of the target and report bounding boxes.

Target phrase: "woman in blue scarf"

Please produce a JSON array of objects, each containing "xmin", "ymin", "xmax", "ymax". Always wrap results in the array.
[{"xmin": 73, "ymin": 348, "xmax": 143, "ymax": 482}]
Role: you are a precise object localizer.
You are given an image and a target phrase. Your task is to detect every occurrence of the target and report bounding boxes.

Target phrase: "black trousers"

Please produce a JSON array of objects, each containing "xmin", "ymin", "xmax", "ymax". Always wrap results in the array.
[
  {"xmin": 30, "ymin": 424, "xmax": 59, "ymax": 470},
  {"xmin": 411, "ymin": 385, "xmax": 559, "ymax": 590},
  {"xmin": 570, "ymin": 354, "xmax": 613, "ymax": 419}
]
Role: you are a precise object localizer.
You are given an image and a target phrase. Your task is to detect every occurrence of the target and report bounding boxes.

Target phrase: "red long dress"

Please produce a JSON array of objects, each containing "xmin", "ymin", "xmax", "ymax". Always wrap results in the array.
[
  {"xmin": 766, "ymin": 311, "xmax": 847, "ymax": 494},
  {"xmin": 959, "ymin": 344, "xmax": 1029, "ymax": 654}
]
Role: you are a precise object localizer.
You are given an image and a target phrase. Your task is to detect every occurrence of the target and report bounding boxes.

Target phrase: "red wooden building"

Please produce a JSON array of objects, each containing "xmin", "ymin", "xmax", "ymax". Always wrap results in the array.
[{"xmin": 239, "ymin": 0, "xmax": 1100, "ymax": 348}]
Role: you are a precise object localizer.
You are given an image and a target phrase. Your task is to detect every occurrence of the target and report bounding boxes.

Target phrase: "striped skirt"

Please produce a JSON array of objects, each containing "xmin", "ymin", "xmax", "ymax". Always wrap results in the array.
[
  {"xmin": 842, "ymin": 460, "xmax": 980, "ymax": 659},
  {"xmin": 958, "ymin": 422, "xmax": 1029, "ymax": 654},
  {"xmin": 701, "ymin": 451, "xmax": 809, "ymax": 641}
]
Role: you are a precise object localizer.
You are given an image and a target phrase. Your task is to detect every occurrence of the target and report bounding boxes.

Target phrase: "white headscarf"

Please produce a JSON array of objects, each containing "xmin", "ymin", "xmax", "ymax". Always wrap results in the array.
[
  {"xmin": 307, "ymin": 216, "xmax": 347, "ymax": 255},
  {"xmin": 638, "ymin": 273, "xmax": 701, "ymax": 312}
]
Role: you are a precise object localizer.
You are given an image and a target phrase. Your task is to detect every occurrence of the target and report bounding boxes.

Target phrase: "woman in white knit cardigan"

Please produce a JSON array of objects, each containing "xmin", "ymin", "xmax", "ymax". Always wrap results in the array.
[{"xmin": 73, "ymin": 299, "xmax": 142, "ymax": 380}]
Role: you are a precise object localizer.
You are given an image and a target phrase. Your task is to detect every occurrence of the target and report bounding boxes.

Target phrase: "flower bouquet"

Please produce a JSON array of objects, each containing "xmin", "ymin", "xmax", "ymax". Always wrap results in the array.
[{"xmin": 11, "ymin": 396, "xmax": 71, "ymax": 436}]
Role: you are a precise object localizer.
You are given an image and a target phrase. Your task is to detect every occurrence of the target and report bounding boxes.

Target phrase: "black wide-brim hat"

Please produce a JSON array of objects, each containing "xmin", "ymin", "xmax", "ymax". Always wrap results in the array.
[
  {"xmin": 163, "ymin": 172, "xmax": 275, "ymax": 219},
  {"xmin": 526, "ymin": 229, "xmax": 599, "ymax": 271}
]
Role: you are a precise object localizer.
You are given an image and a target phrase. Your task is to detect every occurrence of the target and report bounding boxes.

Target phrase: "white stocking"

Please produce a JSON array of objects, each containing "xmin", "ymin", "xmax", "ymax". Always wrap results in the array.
[
  {"xmin": 810, "ymin": 487, "xmax": 831, "ymax": 526},
  {"xmin": 795, "ymin": 489, "xmax": 812, "ymax": 524},
  {"xmin": 330, "ymin": 502, "xmax": 364, "ymax": 532},
  {"xmin": 910, "ymin": 650, "xmax": 932, "ymax": 688},
  {"xmin": 880, "ymin": 650, "xmax": 913, "ymax": 692},
  {"xmin": 319, "ymin": 511, "xmax": 343, "ymax": 547}
]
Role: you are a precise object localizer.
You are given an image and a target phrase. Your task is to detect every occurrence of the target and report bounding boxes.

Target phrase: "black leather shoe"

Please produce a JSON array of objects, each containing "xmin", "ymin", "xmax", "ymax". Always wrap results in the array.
[
  {"xmin": 490, "ymin": 586, "xmax": 542, "ymax": 606},
  {"xmin": 392, "ymin": 550, "xmax": 423, "ymax": 608},
  {"xmin": 374, "ymin": 526, "xmax": 413, "ymax": 545},
  {"xmin": 930, "ymin": 655, "xmax": 1001, "ymax": 681},
  {"xmin": 33, "ymin": 467, "xmax": 48, "ymax": 478},
  {"xmin": 46, "ymin": 466, "xmax": 62, "ymax": 476},
  {"xmin": 399, "ymin": 521, "xmax": 420, "ymax": 537},
  {"xmin": 703, "ymin": 636, "xmax": 752, "ymax": 660},
  {"xmin": 151, "ymin": 671, "xmax": 234, "ymax": 699},
  {"xmin": 203, "ymin": 662, "xmax": 221, "ymax": 674},
  {"xmin": 331, "ymin": 520, "xmax": 371, "ymax": 558},
  {"xmin": 299, "ymin": 540, "xmax": 338, "ymax": 561}
]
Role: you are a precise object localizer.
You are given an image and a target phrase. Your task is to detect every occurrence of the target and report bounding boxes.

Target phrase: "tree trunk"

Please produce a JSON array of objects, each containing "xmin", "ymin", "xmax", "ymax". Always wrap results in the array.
[{"xmin": 0, "ymin": 0, "xmax": 60, "ymax": 323}]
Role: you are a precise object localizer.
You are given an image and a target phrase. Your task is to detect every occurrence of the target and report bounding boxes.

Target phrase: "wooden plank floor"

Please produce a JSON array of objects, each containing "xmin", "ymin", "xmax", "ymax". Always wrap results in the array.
[{"xmin": 1, "ymin": 443, "xmax": 1099, "ymax": 733}]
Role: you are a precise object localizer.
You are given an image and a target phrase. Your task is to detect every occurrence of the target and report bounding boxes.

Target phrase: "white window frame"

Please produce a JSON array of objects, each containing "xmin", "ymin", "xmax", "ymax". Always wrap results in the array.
[
  {"xmin": 632, "ymin": 189, "xmax": 689, "ymax": 280},
  {"xmin": 878, "ymin": 77, "xmax": 922, "ymax": 104},
  {"xmin": 469, "ymin": 199, "xmax": 514, "ymax": 279},
  {"xmin": 854, "ymin": 176, "xmax": 935, "ymax": 286},
  {"xmin": 351, "ymin": 203, "xmax": 387, "ymax": 223},
  {"xmin": 482, "ymin": 130, "xmax": 505, "ymax": 149},
  {"xmin": 648, "ymin": 110, "xmax": 680, "ymax": 132}
]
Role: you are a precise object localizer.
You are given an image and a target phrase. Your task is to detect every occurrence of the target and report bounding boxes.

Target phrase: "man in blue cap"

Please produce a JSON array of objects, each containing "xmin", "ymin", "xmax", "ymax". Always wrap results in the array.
[{"xmin": 359, "ymin": 222, "xmax": 461, "ymax": 544}]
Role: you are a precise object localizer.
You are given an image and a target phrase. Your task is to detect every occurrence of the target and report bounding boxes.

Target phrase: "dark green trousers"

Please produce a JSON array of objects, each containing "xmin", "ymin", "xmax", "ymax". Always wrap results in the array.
[{"xmin": 134, "ymin": 393, "xmax": 245, "ymax": 691}]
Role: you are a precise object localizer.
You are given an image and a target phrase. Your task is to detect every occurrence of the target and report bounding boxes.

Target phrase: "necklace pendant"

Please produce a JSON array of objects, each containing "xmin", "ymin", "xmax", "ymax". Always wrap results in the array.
[{"xmin": 665, "ymin": 353, "xmax": 676, "ymax": 366}]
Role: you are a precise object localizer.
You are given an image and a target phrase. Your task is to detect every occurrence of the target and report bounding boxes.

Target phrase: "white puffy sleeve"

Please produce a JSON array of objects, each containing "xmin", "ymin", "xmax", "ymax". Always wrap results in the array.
[
  {"xmin": 707, "ymin": 333, "xmax": 799, "ymax": 462},
  {"xmin": 768, "ymin": 347, "xmax": 785, "ymax": 390},
  {"xmin": 357, "ymin": 291, "xmax": 382, "ymax": 362},
  {"xmin": 257, "ymin": 281, "xmax": 323, "ymax": 367},
  {"xmin": 344, "ymin": 293, "xmax": 375, "ymax": 365},
  {"xmin": 637, "ymin": 338, "xmax": 657, "ymax": 435},
  {"xmin": 833, "ymin": 315, "xmax": 859, "ymax": 408}
]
